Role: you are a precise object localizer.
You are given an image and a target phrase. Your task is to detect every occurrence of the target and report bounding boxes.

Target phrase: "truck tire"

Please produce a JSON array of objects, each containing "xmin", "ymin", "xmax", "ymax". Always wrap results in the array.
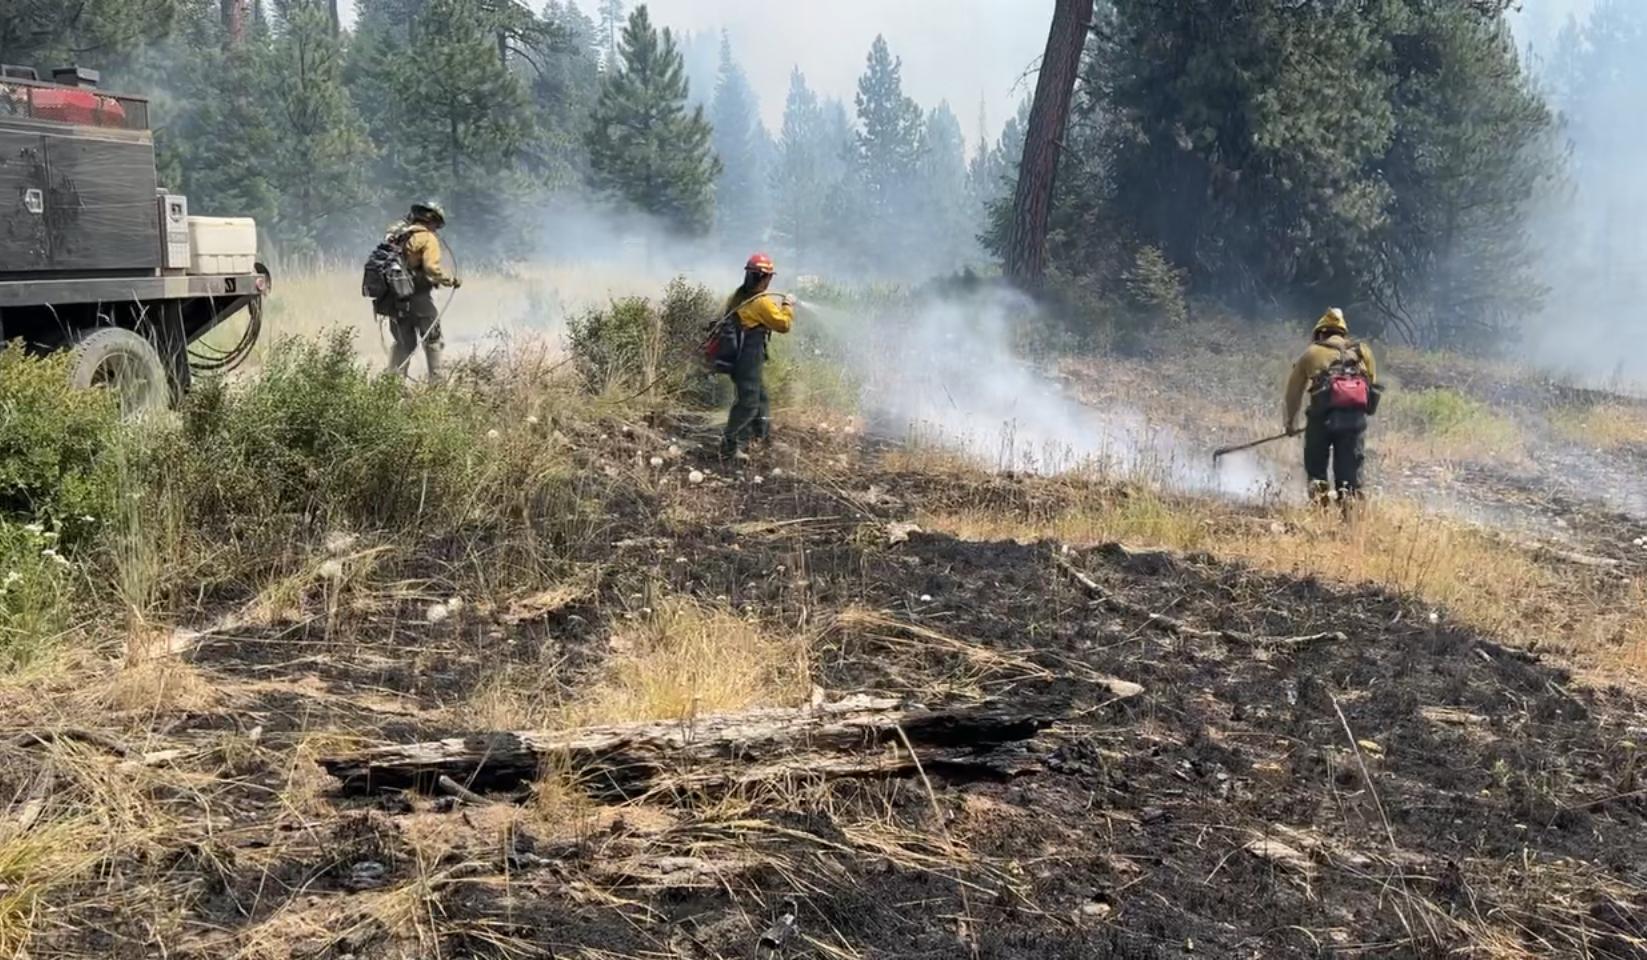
[{"xmin": 67, "ymin": 327, "xmax": 171, "ymax": 417}]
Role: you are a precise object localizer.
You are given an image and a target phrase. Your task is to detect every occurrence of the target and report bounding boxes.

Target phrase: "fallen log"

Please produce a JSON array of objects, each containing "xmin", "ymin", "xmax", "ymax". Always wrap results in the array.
[{"xmin": 318, "ymin": 694, "xmax": 1061, "ymax": 797}]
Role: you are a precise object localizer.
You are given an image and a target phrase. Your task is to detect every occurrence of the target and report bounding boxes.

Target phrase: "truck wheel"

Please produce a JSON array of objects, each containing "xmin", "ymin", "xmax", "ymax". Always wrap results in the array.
[{"xmin": 67, "ymin": 327, "xmax": 171, "ymax": 417}]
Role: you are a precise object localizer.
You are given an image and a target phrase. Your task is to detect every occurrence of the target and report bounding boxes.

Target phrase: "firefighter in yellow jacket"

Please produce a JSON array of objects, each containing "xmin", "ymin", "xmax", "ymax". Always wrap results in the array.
[
  {"xmin": 1284, "ymin": 308, "xmax": 1380, "ymax": 502},
  {"xmin": 386, "ymin": 201, "xmax": 461, "ymax": 380},
  {"xmin": 720, "ymin": 253, "xmax": 795, "ymax": 460}
]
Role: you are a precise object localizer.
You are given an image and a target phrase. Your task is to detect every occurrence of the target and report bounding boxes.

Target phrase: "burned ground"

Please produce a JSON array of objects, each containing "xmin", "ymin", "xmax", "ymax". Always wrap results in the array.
[{"xmin": 6, "ymin": 416, "xmax": 1647, "ymax": 959}]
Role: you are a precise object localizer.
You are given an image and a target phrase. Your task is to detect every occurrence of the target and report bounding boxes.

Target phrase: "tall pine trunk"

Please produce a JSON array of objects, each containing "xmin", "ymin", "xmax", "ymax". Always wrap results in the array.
[
  {"xmin": 1004, "ymin": 0, "xmax": 1093, "ymax": 288},
  {"xmin": 221, "ymin": 0, "xmax": 250, "ymax": 46},
  {"xmin": 328, "ymin": 0, "xmax": 341, "ymax": 36}
]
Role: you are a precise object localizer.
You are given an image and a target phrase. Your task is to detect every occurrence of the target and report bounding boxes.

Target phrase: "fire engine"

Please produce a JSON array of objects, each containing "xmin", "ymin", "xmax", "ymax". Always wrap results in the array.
[{"xmin": 0, "ymin": 65, "xmax": 268, "ymax": 412}]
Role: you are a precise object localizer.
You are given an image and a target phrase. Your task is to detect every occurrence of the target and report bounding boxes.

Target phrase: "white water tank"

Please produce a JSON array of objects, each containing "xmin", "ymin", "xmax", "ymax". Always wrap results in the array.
[{"xmin": 186, "ymin": 216, "xmax": 257, "ymax": 275}]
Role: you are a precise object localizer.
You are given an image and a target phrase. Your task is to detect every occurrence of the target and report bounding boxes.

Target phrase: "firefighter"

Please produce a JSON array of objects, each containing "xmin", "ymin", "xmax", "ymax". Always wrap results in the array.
[
  {"xmin": 386, "ymin": 200, "xmax": 461, "ymax": 380},
  {"xmin": 720, "ymin": 253, "xmax": 795, "ymax": 460},
  {"xmin": 1283, "ymin": 308, "xmax": 1379, "ymax": 503}
]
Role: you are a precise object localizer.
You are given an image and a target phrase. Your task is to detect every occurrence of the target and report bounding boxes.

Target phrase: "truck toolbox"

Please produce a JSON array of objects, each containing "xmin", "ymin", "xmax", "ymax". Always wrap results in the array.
[
  {"xmin": 31, "ymin": 88, "xmax": 128, "ymax": 127},
  {"xmin": 187, "ymin": 216, "xmax": 257, "ymax": 275}
]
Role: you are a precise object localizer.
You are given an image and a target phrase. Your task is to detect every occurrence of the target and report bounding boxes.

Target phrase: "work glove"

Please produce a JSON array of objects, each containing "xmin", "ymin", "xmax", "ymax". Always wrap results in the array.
[
  {"xmin": 1286, "ymin": 425, "xmax": 1302, "ymax": 437},
  {"xmin": 449, "ymin": 277, "xmax": 463, "ymax": 289},
  {"xmin": 781, "ymin": 294, "xmax": 796, "ymax": 308}
]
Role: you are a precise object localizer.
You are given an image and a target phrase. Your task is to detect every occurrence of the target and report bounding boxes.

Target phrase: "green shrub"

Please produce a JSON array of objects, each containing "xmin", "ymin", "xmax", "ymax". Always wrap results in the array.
[
  {"xmin": 1390, "ymin": 388, "xmax": 1494, "ymax": 435},
  {"xmin": 1387, "ymin": 387, "xmax": 1523, "ymax": 455},
  {"xmin": 158, "ymin": 331, "xmax": 491, "ymax": 534},
  {"xmin": 565, "ymin": 276, "xmax": 719, "ymax": 399},
  {"xmin": 0, "ymin": 347, "xmax": 121, "ymax": 545}
]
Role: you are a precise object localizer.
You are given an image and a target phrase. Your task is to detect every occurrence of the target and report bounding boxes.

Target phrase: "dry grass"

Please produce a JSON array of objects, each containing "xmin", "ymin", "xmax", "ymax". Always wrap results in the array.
[
  {"xmin": 215, "ymin": 262, "xmax": 667, "ymax": 373},
  {"xmin": 923, "ymin": 488, "xmax": 1647, "ymax": 674},
  {"xmin": 1551, "ymin": 403, "xmax": 1647, "ymax": 450},
  {"xmin": 100, "ymin": 621, "xmax": 217, "ymax": 715},
  {"xmin": 569, "ymin": 599, "xmax": 812, "ymax": 727}
]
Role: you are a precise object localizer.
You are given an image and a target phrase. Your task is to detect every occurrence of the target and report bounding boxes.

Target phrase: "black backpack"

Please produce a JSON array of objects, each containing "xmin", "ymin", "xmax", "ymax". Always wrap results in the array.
[{"xmin": 361, "ymin": 227, "xmax": 417, "ymax": 306}]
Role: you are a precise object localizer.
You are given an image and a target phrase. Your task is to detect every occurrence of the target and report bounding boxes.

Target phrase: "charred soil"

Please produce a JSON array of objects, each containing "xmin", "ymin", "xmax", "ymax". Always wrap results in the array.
[{"xmin": 7, "ymin": 415, "xmax": 1647, "ymax": 960}]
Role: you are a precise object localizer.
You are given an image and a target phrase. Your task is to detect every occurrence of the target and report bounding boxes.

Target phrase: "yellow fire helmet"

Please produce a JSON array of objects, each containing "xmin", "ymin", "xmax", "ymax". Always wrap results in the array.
[{"xmin": 1314, "ymin": 307, "xmax": 1349, "ymax": 337}]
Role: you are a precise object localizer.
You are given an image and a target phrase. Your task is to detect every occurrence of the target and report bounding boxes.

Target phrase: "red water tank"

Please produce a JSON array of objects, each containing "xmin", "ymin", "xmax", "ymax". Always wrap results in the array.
[{"xmin": 32, "ymin": 88, "xmax": 127, "ymax": 128}]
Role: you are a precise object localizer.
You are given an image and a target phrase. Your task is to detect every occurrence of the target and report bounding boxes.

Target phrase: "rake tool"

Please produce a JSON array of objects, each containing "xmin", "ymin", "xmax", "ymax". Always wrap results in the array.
[{"xmin": 1213, "ymin": 430, "xmax": 1295, "ymax": 461}]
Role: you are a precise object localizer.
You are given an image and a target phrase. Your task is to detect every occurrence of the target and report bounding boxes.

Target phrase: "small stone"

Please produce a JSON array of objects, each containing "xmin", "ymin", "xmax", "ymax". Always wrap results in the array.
[
  {"xmin": 649, "ymin": 456, "xmax": 665, "ymax": 468},
  {"xmin": 1079, "ymin": 902, "xmax": 1112, "ymax": 920},
  {"xmin": 526, "ymin": 415, "xmax": 540, "ymax": 426},
  {"xmin": 427, "ymin": 603, "xmax": 450, "ymax": 624},
  {"xmin": 770, "ymin": 467, "xmax": 784, "ymax": 477},
  {"xmin": 919, "ymin": 594, "xmax": 933, "ymax": 603},
  {"xmin": 447, "ymin": 597, "xmax": 465, "ymax": 613},
  {"xmin": 486, "ymin": 429, "xmax": 501, "ymax": 440},
  {"xmin": 753, "ymin": 475, "xmax": 765, "ymax": 485},
  {"xmin": 688, "ymin": 470, "xmax": 706, "ymax": 485}
]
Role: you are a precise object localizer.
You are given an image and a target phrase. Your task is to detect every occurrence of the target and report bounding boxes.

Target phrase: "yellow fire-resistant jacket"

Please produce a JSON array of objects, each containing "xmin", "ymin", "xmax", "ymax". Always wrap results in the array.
[
  {"xmin": 395, "ymin": 223, "xmax": 455, "ymax": 287},
  {"xmin": 724, "ymin": 291, "xmax": 794, "ymax": 334},
  {"xmin": 1284, "ymin": 334, "xmax": 1378, "ymax": 431}
]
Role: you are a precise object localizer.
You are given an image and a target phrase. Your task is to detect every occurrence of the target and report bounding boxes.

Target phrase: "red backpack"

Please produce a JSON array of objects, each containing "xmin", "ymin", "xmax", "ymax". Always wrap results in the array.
[{"xmin": 1314, "ymin": 340, "xmax": 1373, "ymax": 412}]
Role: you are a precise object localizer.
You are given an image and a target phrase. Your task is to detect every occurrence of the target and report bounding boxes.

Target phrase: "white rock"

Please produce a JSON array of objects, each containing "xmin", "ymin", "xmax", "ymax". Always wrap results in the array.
[
  {"xmin": 920, "ymin": 594, "xmax": 933, "ymax": 603},
  {"xmin": 427, "ymin": 603, "xmax": 451, "ymax": 624},
  {"xmin": 649, "ymin": 456, "xmax": 665, "ymax": 468},
  {"xmin": 486, "ymin": 429, "xmax": 501, "ymax": 440},
  {"xmin": 318, "ymin": 559, "xmax": 344, "ymax": 580},
  {"xmin": 688, "ymin": 470, "xmax": 706, "ymax": 485},
  {"xmin": 667, "ymin": 444, "xmax": 682, "ymax": 458},
  {"xmin": 526, "ymin": 415, "xmax": 540, "ymax": 426},
  {"xmin": 447, "ymin": 597, "xmax": 465, "ymax": 613},
  {"xmin": 770, "ymin": 467, "xmax": 783, "ymax": 477},
  {"xmin": 753, "ymin": 475, "xmax": 765, "ymax": 485}
]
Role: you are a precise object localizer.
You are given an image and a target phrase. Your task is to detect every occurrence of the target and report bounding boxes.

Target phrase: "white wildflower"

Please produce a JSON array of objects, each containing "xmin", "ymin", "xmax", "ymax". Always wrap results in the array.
[
  {"xmin": 23, "ymin": 523, "xmax": 43, "ymax": 535},
  {"xmin": 486, "ymin": 429, "xmax": 501, "ymax": 440},
  {"xmin": 447, "ymin": 597, "xmax": 465, "ymax": 613},
  {"xmin": 48, "ymin": 552, "xmax": 70, "ymax": 568},
  {"xmin": 526, "ymin": 415, "xmax": 540, "ymax": 426},
  {"xmin": 3, "ymin": 572, "xmax": 21, "ymax": 588},
  {"xmin": 318, "ymin": 559, "xmax": 344, "ymax": 579},
  {"xmin": 427, "ymin": 602, "xmax": 451, "ymax": 624},
  {"xmin": 649, "ymin": 456, "xmax": 665, "ymax": 468},
  {"xmin": 920, "ymin": 594, "xmax": 933, "ymax": 603},
  {"xmin": 324, "ymin": 531, "xmax": 358, "ymax": 556},
  {"xmin": 770, "ymin": 467, "xmax": 784, "ymax": 478}
]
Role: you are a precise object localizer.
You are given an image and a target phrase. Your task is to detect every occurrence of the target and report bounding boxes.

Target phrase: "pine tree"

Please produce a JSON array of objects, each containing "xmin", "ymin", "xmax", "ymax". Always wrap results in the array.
[
  {"xmin": 854, "ymin": 35, "xmax": 924, "ymax": 216},
  {"xmin": 376, "ymin": 0, "xmax": 538, "ymax": 244},
  {"xmin": 771, "ymin": 69, "xmax": 825, "ymax": 264},
  {"xmin": 266, "ymin": 0, "xmax": 377, "ymax": 253},
  {"xmin": 596, "ymin": 0, "xmax": 624, "ymax": 71},
  {"xmin": 585, "ymin": 5, "xmax": 720, "ymax": 235},
  {"xmin": 523, "ymin": 1, "xmax": 601, "ymax": 186},
  {"xmin": 710, "ymin": 31, "xmax": 770, "ymax": 247},
  {"xmin": 915, "ymin": 100, "xmax": 975, "ymax": 272},
  {"xmin": 0, "ymin": 0, "xmax": 183, "ymax": 64}
]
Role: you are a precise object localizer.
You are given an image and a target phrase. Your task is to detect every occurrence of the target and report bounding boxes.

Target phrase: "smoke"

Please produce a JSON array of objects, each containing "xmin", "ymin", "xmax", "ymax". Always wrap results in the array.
[
  {"xmin": 1518, "ymin": 0, "xmax": 1647, "ymax": 391},
  {"xmin": 833, "ymin": 285, "xmax": 1285, "ymax": 498}
]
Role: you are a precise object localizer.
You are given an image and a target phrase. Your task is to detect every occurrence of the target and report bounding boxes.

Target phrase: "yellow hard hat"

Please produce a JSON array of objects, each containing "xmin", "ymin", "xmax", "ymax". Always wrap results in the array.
[{"xmin": 1314, "ymin": 307, "xmax": 1348, "ymax": 336}]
